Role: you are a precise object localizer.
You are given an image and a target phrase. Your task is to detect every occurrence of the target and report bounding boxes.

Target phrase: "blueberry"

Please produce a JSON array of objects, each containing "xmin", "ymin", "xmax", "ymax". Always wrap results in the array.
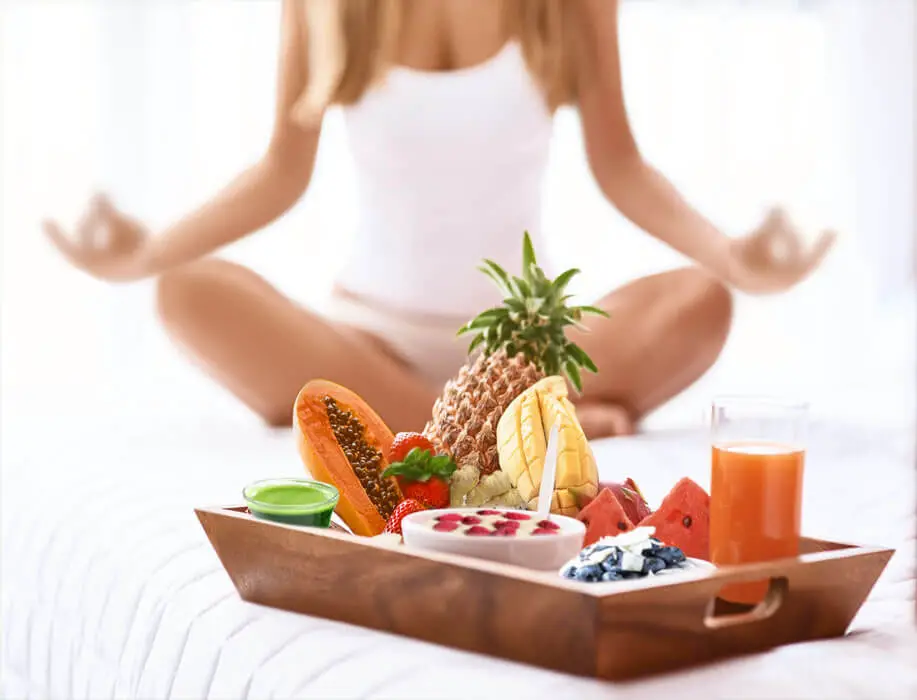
[
  {"xmin": 574, "ymin": 568, "xmax": 594, "ymax": 582},
  {"xmin": 656, "ymin": 546, "xmax": 686, "ymax": 566},
  {"xmin": 600, "ymin": 559, "xmax": 618, "ymax": 573},
  {"xmin": 643, "ymin": 556, "xmax": 666, "ymax": 575},
  {"xmin": 578, "ymin": 563, "xmax": 603, "ymax": 579},
  {"xmin": 561, "ymin": 564, "xmax": 578, "ymax": 578},
  {"xmin": 601, "ymin": 571, "xmax": 623, "ymax": 582}
]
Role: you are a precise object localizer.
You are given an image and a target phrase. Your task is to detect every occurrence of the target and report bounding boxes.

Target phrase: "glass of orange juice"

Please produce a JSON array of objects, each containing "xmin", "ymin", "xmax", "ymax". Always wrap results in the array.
[{"xmin": 710, "ymin": 397, "xmax": 807, "ymax": 604}]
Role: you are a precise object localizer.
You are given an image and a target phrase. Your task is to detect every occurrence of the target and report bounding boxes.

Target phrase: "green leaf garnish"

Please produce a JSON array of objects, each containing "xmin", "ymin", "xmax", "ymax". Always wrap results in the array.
[{"xmin": 382, "ymin": 448, "xmax": 457, "ymax": 483}]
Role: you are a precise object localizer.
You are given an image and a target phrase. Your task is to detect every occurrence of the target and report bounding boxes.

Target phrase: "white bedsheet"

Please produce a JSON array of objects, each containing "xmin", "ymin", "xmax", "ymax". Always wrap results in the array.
[{"xmin": 2, "ymin": 410, "xmax": 914, "ymax": 700}]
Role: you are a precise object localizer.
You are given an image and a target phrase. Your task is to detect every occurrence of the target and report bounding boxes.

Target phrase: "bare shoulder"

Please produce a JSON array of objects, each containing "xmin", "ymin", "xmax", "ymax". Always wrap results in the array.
[
  {"xmin": 269, "ymin": 0, "xmax": 321, "ymax": 158},
  {"xmin": 576, "ymin": 0, "xmax": 620, "ymax": 25},
  {"xmin": 570, "ymin": 0, "xmax": 637, "ymax": 171},
  {"xmin": 568, "ymin": 0, "xmax": 625, "ymax": 106},
  {"xmin": 571, "ymin": 0, "xmax": 621, "ymax": 68}
]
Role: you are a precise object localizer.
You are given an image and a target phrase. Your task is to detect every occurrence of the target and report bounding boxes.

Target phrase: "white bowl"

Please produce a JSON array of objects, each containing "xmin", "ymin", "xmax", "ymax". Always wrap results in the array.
[{"xmin": 401, "ymin": 507, "xmax": 586, "ymax": 571}]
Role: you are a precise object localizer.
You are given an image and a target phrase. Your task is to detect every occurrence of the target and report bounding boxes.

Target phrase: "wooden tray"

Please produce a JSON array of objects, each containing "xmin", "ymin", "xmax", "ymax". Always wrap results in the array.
[{"xmin": 196, "ymin": 504, "xmax": 894, "ymax": 681}]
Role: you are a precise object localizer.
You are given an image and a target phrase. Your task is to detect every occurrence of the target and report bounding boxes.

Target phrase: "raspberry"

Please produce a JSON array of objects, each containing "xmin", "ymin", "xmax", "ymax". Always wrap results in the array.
[
  {"xmin": 435, "ymin": 513, "xmax": 464, "ymax": 522},
  {"xmin": 493, "ymin": 520, "xmax": 520, "ymax": 529},
  {"xmin": 464, "ymin": 526, "xmax": 491, "ymax": 536},
  {"xmin": 503, "ymin": 512, "xmax": 531, "ymax": 521}
]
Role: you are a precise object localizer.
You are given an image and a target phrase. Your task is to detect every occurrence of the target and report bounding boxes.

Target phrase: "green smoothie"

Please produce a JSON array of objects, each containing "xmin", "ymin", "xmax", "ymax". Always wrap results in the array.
[{"xmin": 243, "ymin": 478, "xmax": 339, "ymax": 528}]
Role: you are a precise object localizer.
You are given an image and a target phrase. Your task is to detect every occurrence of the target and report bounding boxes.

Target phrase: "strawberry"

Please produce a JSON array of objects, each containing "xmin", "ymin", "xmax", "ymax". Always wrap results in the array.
[
  {"xmin": 381, "ymin": 448, "xmax": 457, "ymax": 508},
  {"xmin": 388, "ymin": 432, "xmax": 436, "ymax": 464},
  {"xmin": 383, "ymin": 498, "xmax": 427, "ymax": 535}
]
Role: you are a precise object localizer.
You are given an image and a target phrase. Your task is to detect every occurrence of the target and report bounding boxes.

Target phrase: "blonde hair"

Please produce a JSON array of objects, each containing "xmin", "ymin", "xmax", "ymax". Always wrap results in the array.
[{"xmin": 292, "ymin": 0, "xmax": 579, "ymax": 124}]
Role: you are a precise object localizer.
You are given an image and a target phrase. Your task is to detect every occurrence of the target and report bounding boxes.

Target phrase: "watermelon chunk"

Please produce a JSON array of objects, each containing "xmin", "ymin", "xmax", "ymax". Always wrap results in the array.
[
  {"xmin": 577, "ymin": 488, "xmax": 634, "ymax": 546},
  {"xmin": 638, "ymin": 478, "xmax": 710, "ymax": 560},
  {"xmin": 608, "ymin": 478, "xmax": 653, "ymax": 525},
  {"xmin": 579, "ymin": 478, "xmax": 653, "ymax": 525}
]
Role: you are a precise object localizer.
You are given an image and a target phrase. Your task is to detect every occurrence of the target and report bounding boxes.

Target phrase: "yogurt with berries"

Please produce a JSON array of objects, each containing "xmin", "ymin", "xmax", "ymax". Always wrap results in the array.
[
  {"xmin": 560, "ymin": 527, "xmax": 715, "ymax": 584},
  {"xmin": 401, "ymin": 508, "xmax": 586, "ymax": 570},
  {"xmin": 429, "ymin": 509, "xmax": 563, "ymax": 536}
]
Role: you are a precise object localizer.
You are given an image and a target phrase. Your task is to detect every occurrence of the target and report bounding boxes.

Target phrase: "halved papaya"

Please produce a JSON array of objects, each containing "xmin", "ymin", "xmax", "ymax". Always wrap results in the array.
[{"xmin": 294, "ymin": 380, "xmax": 402, "ymax": 536}]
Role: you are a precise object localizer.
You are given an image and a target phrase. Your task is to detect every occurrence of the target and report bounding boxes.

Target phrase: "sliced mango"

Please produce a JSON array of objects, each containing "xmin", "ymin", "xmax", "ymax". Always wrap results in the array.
[{"xmin": 496, "ymin": 377, "xmax": 599, "ymax": 516}]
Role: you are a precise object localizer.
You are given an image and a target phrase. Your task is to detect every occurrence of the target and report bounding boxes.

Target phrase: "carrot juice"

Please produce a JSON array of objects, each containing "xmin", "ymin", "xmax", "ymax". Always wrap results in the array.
[{"xmin": 711, "ymin": 441, "xmax": 804, "ymax": 604}]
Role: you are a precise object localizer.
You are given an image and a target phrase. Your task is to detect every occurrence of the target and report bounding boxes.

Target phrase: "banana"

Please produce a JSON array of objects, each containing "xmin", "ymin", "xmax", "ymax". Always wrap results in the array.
[
  {"xmin": 449, "ymin": 464, "xmax": 526, "ymax": 508},
  {"xmin": 467, "ymin": 471, "xmax": 525, "ymax": 507},
  {"xmin": 496, "ymin": 376, "xmax": 599, "ymax": 516},
  {"xmin": 482, "ymin": 488, "xmax": 526, "ymax": 508},
  {"xmin": 449, "ymin": 464, "xmax": 480, "ymax": 506}
]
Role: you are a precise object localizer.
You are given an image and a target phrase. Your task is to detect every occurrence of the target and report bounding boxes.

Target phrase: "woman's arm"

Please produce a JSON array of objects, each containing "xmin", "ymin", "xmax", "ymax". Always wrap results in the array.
[
  {"xmin": 575, "ymin": 0, "xmax": 732, "ymax": 276},
  {"xmin": 45, "ymin": 0, "xmax": 320, "ymax": 281},
  {"xmin": 574, "ymin": 0, "xmax": 834, "ymax": 292}
]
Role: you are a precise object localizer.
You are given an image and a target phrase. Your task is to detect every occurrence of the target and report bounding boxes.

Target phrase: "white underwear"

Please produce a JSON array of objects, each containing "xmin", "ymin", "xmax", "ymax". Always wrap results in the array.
[{"xmin": 322, "ymin": 289, "xmax": 472, "ymax": 388}]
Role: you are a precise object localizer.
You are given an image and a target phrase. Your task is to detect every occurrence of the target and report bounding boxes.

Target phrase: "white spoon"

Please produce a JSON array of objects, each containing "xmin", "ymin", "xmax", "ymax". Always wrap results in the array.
[{"xmin": 536, "ymin": 423, "xmax": 559, "ymax": 518}]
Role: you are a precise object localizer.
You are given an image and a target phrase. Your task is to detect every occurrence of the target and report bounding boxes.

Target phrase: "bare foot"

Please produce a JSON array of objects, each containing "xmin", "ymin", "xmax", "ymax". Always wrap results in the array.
[{"xmin": 574, "ymin": 402, "xmax": 636, "ymax": 440}]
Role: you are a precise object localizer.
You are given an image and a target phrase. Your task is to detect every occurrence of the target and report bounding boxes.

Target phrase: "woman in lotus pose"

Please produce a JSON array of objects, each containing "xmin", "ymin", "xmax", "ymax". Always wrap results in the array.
[{"xmin": 44, "ymin": 0, "xmax": 834, "ymax": 437}]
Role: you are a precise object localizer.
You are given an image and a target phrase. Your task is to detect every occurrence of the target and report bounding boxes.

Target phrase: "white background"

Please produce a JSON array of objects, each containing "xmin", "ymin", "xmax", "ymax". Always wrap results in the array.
[{"xmin": 1, "ymin": 0, "xmax": 914, "ymax": 431}]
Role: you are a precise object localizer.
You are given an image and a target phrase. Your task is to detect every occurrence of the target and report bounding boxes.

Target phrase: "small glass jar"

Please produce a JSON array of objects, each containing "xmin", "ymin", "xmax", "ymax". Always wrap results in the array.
[{"xmin": 243, "ymin": 478, "xmax": 339, "ymax": 528}]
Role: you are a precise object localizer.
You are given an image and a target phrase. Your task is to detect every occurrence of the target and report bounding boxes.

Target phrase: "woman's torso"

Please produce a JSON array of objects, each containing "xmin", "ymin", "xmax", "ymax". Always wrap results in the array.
[{"xmin": 336, "ymin": 39, "xmax": 555, "ymax": 318}]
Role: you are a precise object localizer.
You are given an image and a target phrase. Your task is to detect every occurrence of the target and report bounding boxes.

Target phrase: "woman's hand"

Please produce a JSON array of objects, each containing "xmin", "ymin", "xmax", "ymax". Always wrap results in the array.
[
  {"xmin": 43, "ymin": 195, "xmax": 152, "ymax": 282},
  {"xmin": 725, "ymin": 208, "xmax": 837, "ymax": 294}
]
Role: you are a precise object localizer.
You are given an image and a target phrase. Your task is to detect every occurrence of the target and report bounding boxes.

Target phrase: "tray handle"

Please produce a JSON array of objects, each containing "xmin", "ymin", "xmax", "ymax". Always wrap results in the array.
[{"xmin": 702, "ymin": 576, "xmax": 788, "ymax": 629}]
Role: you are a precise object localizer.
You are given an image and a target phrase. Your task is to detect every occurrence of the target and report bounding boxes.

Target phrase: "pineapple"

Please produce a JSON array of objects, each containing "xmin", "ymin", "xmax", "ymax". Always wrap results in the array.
[{"xmin": 423, "ymin": 232, "xmax": 607, "ymax": 474}]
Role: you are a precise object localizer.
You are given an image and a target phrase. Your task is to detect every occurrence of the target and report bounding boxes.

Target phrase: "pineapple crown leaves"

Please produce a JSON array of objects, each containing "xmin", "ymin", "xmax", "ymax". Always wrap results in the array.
[
  {"xmin": 381, "ymin": 448, "xmax": 457, "ymax": 483},
  {"xmin": 457, "ymin": 232, "xmax": 609, "ymax": 392}
]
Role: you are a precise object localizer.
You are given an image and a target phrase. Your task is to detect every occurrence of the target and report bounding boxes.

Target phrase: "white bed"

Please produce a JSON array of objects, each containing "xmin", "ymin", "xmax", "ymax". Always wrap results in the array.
[{"xmin": 2, "ymin": 406, "xmax": 915, "ymax": 700}]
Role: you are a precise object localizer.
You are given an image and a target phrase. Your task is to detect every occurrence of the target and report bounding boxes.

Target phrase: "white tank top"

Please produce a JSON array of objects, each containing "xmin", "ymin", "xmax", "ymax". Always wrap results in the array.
[{"xmin": 337, "ymin": 41, "xmax": 554, "ymax": 318}]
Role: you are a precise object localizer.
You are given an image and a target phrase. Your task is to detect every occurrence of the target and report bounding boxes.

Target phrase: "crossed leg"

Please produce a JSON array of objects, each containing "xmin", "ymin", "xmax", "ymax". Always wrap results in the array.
[
  {"xmin": 155, "ymin": 261, "xmax": 731, "ymax": 439},
  {"xmin": 155, "ymin": 259, "xmax": 439, "ymax": 432},
  {"xmin": 570, "ymin": 267, "xmax": 733, "ymax": 437}
]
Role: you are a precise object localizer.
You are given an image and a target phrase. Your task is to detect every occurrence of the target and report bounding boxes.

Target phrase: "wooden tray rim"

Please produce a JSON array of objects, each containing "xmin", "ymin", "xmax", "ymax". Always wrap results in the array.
[{"xmin": 197, "ymin": 504, "xmax": 896, "ymax": 600}]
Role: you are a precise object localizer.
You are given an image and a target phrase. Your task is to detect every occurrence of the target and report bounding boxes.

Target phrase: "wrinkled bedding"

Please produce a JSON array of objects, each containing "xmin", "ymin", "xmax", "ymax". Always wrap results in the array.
[{"xmin": 2, "ymin": 413, "xmax": 914, "ymax": 699}]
